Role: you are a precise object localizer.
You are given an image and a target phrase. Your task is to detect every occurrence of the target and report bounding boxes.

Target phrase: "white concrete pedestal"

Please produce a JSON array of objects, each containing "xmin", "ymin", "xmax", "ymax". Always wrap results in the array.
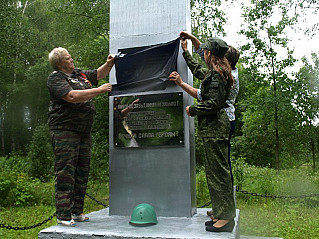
[{"xmin": 39, "ymin": 208, "xmax": 240, "ymax": 239}]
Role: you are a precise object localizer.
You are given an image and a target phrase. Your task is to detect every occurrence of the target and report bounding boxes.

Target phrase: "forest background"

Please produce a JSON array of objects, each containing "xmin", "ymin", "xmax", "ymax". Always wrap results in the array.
[{"xmin": 0, "ymin": 0, "xmax": 319, "ymax": 238}]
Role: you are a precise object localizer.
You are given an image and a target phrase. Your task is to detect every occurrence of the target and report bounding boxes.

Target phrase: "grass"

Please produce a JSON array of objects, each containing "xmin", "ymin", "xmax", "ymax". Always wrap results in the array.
[
  {"xmin": 1, "ymin": 167, "xmax": 319, "ymax": 239},
  {"xmin": 0, "ymin": 205, "xmax": 56, "ymax": 239},
  {"xmin": 197, "ymin": 162, "xmax": 319, "ymax": 239},
  {"xmin": 237, "ymin": 197, "xmax": 319, "ymax": 239},
  {"xmin": 0, "ymin": 180, "xmax": 108, "ymax": 239}
]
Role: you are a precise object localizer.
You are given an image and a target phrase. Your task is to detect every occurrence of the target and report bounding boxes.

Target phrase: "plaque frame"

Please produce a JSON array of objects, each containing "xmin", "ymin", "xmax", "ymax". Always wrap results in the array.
[{"xmin": 113, "ymin": 92, "xmax": 184, "ymax": 148}]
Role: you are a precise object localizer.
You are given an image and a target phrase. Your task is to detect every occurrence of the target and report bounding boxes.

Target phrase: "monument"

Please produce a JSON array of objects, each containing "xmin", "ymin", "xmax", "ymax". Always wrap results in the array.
[
  {"xmin": 39, "ymin": 1, "xmax": 241, "ymax": 238},
  {"xmin": 108, "ymin": 0, "xmax": 196, "ymax": 217}
]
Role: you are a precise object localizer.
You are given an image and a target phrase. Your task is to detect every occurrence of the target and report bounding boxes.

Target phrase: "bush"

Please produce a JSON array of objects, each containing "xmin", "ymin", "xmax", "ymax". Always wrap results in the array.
[
  {"xmin": 0, "ymin": 152, "xmax": 29, "ymax": 173},
  {"xmin": 0, "ymin": 166, "xmax": 55, "ymax": 207},
  {"xmin": 0, "ymin": 169, "xmax": 16, "ymax": 206},
  {"xmin": 26, "ymin": 125, "xmax": 54, "ymax": 182},
  {"xmin": 0, "ymin": 169, "xmax": 39, "ymax": 206}
]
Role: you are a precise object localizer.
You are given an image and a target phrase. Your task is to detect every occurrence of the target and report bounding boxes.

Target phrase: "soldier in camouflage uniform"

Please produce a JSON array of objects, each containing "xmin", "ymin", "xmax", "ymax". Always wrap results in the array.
[
  {"xmin": 47, "ymin": 47, "xmax": 114, "ymax": 226},
  {"xmin": 179, "ymin": 31, "xmax": 240, "ymax": 188},
  {"xmin": 169, "ymin": 37, "xmax": 236, "ymax": 232}
]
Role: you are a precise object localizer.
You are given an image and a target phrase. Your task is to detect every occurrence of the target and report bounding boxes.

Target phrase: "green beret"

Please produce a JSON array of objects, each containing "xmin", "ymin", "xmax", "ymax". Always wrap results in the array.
[{"xmin": 200, "ymin": 37, "xmax": 229, "ymax": 58}]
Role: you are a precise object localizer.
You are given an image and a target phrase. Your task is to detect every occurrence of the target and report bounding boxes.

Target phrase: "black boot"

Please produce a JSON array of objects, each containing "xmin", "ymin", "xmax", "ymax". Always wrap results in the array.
[
  {"xmin": 206, "ymin": 219, "xmax": 235, "ymax": 233},
  {"xmin": 204, "ymin": 220, "xmax": 217, "ymax": 226}
]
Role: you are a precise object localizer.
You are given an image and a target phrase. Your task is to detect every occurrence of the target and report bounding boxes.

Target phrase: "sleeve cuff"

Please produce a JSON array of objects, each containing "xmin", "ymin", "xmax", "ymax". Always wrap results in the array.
[
  {"xmin": 195, "ymin": 47, "xmax": 205, "ymax": 62},
  {"xmin": 197, "ymin": 88, "xmax": 202, "ymax": 101}
]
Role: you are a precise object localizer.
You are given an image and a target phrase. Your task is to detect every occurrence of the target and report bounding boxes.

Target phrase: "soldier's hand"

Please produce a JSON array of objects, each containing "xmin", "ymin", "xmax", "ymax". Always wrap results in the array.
[
  {"xmin": 180, "ymin": 31, "xmax": 193, "ymax": 39},
  {"xmin": 181, "ymin": 38, "xmax": 188, "ymax": 52},
  {"xmin": 169, "ymin": 71, "xmax": 183, "ymax": 86}
]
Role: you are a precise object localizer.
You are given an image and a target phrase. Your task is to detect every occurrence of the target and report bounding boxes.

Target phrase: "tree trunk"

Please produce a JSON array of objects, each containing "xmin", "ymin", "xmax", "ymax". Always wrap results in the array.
[{"xmin": 269, "ymin": 38, "xmax": 280, "ymax": 170}]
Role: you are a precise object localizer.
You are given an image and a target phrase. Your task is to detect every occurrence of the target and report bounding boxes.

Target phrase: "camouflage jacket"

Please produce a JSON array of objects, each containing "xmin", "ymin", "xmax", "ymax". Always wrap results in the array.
[
  {"xmin": 182, "ymin": 50, "xmax": 230, "ymax": 138},
  {"xmin": 47, "ymin": 69, "xmax": 98, "ymax": 133}
]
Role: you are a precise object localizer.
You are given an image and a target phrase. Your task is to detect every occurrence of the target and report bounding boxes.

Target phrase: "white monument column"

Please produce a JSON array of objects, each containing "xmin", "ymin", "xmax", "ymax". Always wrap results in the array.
[{"xmin": 109, "ymin": 0, "xmax": 196, "ymax": 217}]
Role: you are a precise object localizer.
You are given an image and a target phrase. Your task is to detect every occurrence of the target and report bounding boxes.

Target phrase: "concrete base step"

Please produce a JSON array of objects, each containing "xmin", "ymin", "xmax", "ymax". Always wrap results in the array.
[{"xmin": 39, "ymin": 208, "xmax": 240, "ymax": 239}]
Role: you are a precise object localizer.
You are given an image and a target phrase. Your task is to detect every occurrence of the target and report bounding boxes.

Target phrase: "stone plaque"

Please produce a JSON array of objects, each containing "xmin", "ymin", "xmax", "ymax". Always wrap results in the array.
[{"xmin": 113, "ymin": 92, "xmax": 184, "ymax": 147}]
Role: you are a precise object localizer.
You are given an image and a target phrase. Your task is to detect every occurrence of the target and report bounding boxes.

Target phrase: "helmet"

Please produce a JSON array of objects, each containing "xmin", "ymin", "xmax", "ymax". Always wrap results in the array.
[{"xmin": 129, "ymin": 203, "xmax": 158, "ymax": 226}]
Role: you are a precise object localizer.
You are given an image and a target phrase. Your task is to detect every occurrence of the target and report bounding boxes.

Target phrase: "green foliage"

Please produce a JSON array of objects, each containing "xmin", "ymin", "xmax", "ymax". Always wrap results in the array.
[
  {"xmin": 232, "ymin": 158, "xmax": 319, "ymax": 205},
  {"xmin": 0, "ymin": 166, "xmax": 318, "ymax": 238},
  {"xmin": 85, "ymin": 179, "xmax": 109, "ymax": 212},
  {"xmin": 0, "ymin": 0, "xmax": 111, "ymax": 156},
  {"xmin": 26, "ymin": 125, "xmax": 54, "ymax": 182},
  {"xmin": 0, "ymin": 168, "xmax": 39, "ymax": 207},
  {"xmin": 191, "ymin": 0, "xmax": 227, "ymax": 40},
  {"xmin": 0, "ymin": 205, "xmax": 56, "ymax": 239},
  {"xmin": 0, "ymin": 1, "xmax": 319, "ymax": 238},
  {"xmin": 0, "ymin": 0, "xmax": 55, "ymax": 155},
  {"xmin": 0, "ymin": 169, "xmax": 16, "ymax": 207},
  {"xmin": 0, "ymin": 152, "xmax": 28, "ymax": 173},
  {"xmin": 197, "ymin": 159, "xmax": 319, "ymax": 206},
  {"xmin": 196, "ymin": 164, "xmax": 319, "ymax": 238},
  {"xmin": 234, "ymin": 0, "xmax": 319, "ymax": 169},
  {"xmin": 90, "ymin": 130, "xmax": 110, "ymax": 181},
  {"xmin": 47, "ymin": 0, "xmax": 110, "ymax": 68},
  {"xmin": 90, "ymin": 91, "xmax": 110, "ymax": 181},
  {"xmin": 239, "ymin": 198, "xmax": 319, "ymax": 239},
  {"xmin": 24, "ymin": 59, "xmax": 52, "ymax": 128},
  {"xmin": 196, "ymin": 166, "xmax": 210, "ymax": 206},
  {"xmin": 0, "ymin": 179, "xmax": 108, "ymax": 239},
  {"xmin": 0, "ymin": 154, "xmax": 54, "ymax": 207}
]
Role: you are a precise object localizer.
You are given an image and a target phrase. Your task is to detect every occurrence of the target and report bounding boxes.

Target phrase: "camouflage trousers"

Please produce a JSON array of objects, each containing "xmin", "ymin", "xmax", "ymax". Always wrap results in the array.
[
  {"xmin": 202, "ymin": 137, "xmax": 236, "ymax": 220},
  {"xmin": 50, "ymin": 130, "xmax": 91, "ymax": 220}
]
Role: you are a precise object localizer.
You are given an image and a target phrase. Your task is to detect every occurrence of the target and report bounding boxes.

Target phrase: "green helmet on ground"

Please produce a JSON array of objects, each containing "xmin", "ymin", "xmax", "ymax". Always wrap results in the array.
[{"xmin": 129, "ymin": 203, "xmax": 158, "ymax": 226}]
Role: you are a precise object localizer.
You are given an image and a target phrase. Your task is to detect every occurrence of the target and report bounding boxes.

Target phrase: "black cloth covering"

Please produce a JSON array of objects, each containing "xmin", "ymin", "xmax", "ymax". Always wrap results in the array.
[{"xmin": 110, "ymin": 38, "xmax": 180, "ymax": 96}]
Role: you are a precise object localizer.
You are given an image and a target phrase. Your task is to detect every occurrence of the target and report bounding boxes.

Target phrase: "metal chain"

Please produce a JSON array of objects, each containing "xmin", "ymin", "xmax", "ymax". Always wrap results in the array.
[
  {"xmin": 199, "ymin": 201, "xmax": 212, "ymax": 208},
  {"xmin": 85, "ymin": 192, "xmax": 108, "ymax": 208},
  {"xmin": 2, "ymin": 188, "xmax": 318, "ymax": 230},
  {"xmin": 236, "ymin": 186, "xmax": 319, "ymax": 199},
  {"xmin": 0, "ymin": 213, "xmax": 56, "ymax": 231},
  {"xmin": 199, "ymin": 187, "xmax": 319, "ymax": 208},
  {"xmin": 0, "ymin": 193, "xmax": 108, "ymax": 231}
]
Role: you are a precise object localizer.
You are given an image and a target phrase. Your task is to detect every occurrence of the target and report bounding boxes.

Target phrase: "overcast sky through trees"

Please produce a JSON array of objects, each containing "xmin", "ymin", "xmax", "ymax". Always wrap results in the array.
[{"xmin": 222, "ymin": 1, "xmax": 319, "ymax": 63}]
